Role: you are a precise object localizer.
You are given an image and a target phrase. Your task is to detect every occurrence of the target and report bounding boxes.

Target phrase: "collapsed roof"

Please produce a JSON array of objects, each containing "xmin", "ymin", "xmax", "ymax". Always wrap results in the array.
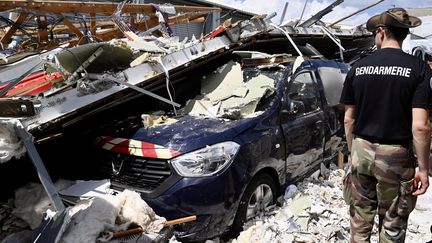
[
  {"xmin": 0, "ymin": 0, "xmax": 221, "ymax": 51},
  {"xmin": 0, "ymin": 1, "xmax": 374, "ymax": 154}
]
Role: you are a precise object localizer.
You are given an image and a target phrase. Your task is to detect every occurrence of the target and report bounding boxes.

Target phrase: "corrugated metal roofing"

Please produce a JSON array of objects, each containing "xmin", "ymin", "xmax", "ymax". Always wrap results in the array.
[
  {"xmin": 406, "ymin": 7, "xmax": 432, "ymax": 17},
  {"xmin": 186, "ymin": 0, "xmax": 257, "ymax": 17}
]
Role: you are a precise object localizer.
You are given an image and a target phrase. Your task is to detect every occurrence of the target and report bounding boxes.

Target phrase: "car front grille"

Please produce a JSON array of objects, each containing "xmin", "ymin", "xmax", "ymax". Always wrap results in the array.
[{"xmin": 100, "ymin": 151, "xmax": 172, "ymax": 191}]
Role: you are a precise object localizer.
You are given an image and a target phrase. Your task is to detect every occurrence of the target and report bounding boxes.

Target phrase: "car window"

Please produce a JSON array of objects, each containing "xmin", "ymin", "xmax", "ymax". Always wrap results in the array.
[
  {"xmin": 181, "ymin": 62, "xmax": 278, "ymax": 120},
  {"xmin": 287, "ymin": 71, "xmax": 320, "ymax": 115}
]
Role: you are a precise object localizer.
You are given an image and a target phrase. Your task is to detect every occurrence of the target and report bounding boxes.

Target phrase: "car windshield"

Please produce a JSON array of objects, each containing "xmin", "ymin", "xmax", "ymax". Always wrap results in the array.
[{"xmin": 180, "ymin": 61, "xmax": 286, "ymax": 120}]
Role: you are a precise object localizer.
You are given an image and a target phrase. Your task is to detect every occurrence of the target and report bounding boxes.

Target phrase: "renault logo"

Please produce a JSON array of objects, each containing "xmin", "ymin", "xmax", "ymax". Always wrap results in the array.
[{"xmin": 111, "ymin": 155, "xmax": 125, "ymax": 175}]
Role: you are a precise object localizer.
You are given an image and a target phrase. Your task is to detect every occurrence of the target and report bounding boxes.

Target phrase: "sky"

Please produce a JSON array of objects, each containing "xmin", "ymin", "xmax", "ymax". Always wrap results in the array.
[{"xmin": 214, "ymin": 0, "xmax": 432, "ymax": 26}]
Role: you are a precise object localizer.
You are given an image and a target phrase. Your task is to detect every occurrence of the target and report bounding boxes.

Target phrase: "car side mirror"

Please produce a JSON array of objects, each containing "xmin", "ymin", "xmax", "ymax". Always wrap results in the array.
[
  {"xmin": 288, "ymin": 92, "xmax": 299, "ymax": 99},
  {"xmin": 282, "ymin": 100, "xmax": 305, "ymax": 116}
]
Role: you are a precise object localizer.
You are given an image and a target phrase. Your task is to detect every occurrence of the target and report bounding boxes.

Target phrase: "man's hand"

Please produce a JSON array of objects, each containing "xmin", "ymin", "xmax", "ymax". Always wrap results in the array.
[{"xmin": 412, "ymin": 170, "xmax": 429, "ymax": 196}]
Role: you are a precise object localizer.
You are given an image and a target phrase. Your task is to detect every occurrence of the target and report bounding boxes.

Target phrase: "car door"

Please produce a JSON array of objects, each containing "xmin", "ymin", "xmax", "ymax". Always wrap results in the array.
[{"xmin": 281, "ymin": 70, "xmax": 325, "ymax": 181}]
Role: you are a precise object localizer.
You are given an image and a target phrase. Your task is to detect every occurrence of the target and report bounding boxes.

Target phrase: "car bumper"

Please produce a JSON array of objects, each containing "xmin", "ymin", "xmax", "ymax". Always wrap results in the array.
[{"xmin": 142, "ymin": 166, "xmax": 244, "ymax": 241}]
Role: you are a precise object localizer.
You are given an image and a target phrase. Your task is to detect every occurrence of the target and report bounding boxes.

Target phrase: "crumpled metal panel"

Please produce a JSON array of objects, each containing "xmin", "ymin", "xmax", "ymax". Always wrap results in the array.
[
  {"xmin": 123, "ymin": 35, "xmax": 232, "ymax": 85},
  {"xmin": 22, "ymin": 36, "xmax": 233, "ymax": 131},
  {"xmin": 280, "ymin": 25, "xmax": 371, "ymax": 37},
  {"xmin": 55, "ymin": 42, "xmax": 133, "ymax": 74},
  {"xmin": 317, "ymin": 66, "xmax": 347, "ymax": 107}
]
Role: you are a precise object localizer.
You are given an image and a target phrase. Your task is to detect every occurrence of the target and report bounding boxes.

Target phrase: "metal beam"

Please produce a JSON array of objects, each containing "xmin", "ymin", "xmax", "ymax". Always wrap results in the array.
[
  {"xmin": 15, "ymin": 120, "xmax": 65, "ymax": 212},
  {"xmin": 298, "ymin": 0, "xmax": 344, "ymax": 28},
  {"xmin": 92, "ymin": 73, "xmax": 181, "ymax": 108},
  {"xmin": 279, "ymin": 2, "xmax": 288, "ymax": 25},
  {"xmin": 0, "ymin": 1, "xmax": 221, "ymax": 15},
  {"xmin": 0, "ymin": 12, "xmax": 29, "ymax": 49},
  {"xmin": 328, "ymin": 0, "xmax": 385, "ymax": 27}
]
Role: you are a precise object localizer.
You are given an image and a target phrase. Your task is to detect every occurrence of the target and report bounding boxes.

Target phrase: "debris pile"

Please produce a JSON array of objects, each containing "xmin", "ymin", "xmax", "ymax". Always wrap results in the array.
[
  {"xmin": 13, "ymin": 180, "xmax": 74, "ymax": 229},
  {"xmin": 0, "ymin": 180, "xmax": 167, "ymax": 243},
  {"xmin": 233, "ymin": 165, "xmax": 350, "ymax": 243},
  {"xmin": 181, "ymin": 60, "xmax": 276, "ymax": 119},
  {"xmin": 0, "ymin": 0, "xmax": 375, "ymax": 147},
  {"xmin": 0, "ymin": 179, "xmax": 74, "ymax": 242},
  {"xmin": 0, "ymin": 2, "xmax": 387, "ymax": 243},
  {"xmin": 0, "ymin": 1, "xmax": 221, "ymax": 56},
  {"xmin": 232, "ymin": 164, "xmax": 432, "ymax": 243},
  {"xmin": 0, "ymin": 120, "xmax": 25, "ymax": 163},
  {"xmin": 406, "ymin": 180, "xmax": 432, "ymax": 242},
  {"xmin": 1, "ymin": 165, "xmax": 432, "ymax": 242},
  {"xmin": 60, "ymin": 189, "xmax": 166, "ymax": 243},
  {"xmin": 0, "ymin": 201, "xmax": 29, "ymax": 241}
]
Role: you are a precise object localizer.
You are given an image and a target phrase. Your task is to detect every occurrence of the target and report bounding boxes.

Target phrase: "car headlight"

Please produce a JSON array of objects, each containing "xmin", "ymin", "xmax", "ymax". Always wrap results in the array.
[{"xmin": 170, "ymin": 141, "xmax": 240, "ymax": 177}]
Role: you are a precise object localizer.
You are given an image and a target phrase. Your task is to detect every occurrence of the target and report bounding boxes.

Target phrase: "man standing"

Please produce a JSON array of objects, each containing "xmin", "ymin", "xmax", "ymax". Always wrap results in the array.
[{"xmin": 340, "ymin": 8, "xmax": 431, "ymax": 242}]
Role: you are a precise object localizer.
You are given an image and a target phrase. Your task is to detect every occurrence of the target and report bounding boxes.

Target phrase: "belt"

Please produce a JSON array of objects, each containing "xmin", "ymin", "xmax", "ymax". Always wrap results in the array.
[{"xmin": 354, "ymin": 134, "xmax": 410, "ymax": 148}]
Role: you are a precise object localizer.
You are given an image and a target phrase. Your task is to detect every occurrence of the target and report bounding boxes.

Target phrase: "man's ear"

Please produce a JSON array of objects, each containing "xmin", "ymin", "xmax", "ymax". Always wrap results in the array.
[{"xmin": 380, "ymin": 30, "xmax": 385, "ymax": 42}]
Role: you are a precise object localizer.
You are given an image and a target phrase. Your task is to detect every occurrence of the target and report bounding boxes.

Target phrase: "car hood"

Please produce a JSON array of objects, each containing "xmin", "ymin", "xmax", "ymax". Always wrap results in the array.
[{"xmin": 96, "ymin": 115, "xmax": 257, "ymax": 159}]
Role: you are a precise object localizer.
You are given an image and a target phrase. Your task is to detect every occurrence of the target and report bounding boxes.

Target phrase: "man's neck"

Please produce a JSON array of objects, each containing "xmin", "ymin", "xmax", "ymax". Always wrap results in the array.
[{"xmin": 380, "ymin": 39, "xmax": 402, "ymax": 49}]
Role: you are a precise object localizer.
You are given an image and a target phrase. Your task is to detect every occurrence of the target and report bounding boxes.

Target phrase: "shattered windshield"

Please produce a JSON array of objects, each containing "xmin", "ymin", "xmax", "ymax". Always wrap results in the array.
[{"xmin": 180, "ymin": 61, "xmax": 285, "ymax": 120}]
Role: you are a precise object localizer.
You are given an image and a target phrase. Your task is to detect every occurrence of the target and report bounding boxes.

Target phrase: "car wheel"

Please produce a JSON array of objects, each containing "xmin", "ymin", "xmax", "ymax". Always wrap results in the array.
[{"xmin": 230, "ymin": 173, "xmax": 277, "ymax": 237}]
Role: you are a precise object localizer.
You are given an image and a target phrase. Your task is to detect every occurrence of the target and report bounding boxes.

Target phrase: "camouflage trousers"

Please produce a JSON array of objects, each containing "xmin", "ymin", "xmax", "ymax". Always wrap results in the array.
[{"xmin": 345, "ymin": 137, "xmax": 416, "ymax": 243}]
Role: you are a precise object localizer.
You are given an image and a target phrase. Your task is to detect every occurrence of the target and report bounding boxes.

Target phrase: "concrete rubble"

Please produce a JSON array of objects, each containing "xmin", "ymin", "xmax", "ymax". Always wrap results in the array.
[
  {"xmin": 0, "ymin": 120, "xmax": 25, "ymax": 163},
  {"xmin": 2, "ymin": 163, "xmax": 431, "ymax": 243},
  {"xmin": 230, "ymin": 163, "xmax": 432, "ymax": 243},
  {"xmin": 181, "ymin": 60, "xmax": 276, "ymax": 119},
  {"xmin": 0, "ymin": 180, "xmax": 167, "ymax": 243}
]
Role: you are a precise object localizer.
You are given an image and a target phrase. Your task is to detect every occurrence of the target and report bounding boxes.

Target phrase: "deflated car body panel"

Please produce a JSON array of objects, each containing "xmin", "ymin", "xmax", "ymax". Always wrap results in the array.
[{"xmin": 133, "ymin": 116, "xmax": 257, "ymax": 154}]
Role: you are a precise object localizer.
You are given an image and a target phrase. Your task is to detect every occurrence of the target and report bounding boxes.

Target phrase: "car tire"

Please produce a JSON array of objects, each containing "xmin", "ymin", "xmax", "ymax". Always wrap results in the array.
[{"xmin": 229, "ymin": 173, "xmax": 277, "ymax": 238}]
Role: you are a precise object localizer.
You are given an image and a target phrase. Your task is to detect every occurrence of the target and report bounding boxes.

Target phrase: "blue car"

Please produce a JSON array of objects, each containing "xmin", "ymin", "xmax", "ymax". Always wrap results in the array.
[{"xmin": 92, "ymin": 54, "xmax": 349, "ymax": 241}]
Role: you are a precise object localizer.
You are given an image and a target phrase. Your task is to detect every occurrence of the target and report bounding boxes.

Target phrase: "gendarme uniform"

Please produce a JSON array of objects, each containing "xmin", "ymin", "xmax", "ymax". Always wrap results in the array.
[
  {"xmin": 342, "ymin": 49, "xmax": 431, "ymax": 144},
  {"xmin": 340, "ymin": 8, "xmax": 432, "ymax": 243}
]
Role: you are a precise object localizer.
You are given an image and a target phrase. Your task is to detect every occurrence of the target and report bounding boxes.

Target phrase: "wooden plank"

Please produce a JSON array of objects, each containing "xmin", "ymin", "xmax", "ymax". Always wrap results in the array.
[
  {"xmin": 62, "ymin": 17, "xmax": 84, "ymax": 38},
  {"xmin": 338, "ymin": 151, "xmax": 344, "ymax": 169},
  {"xmin": 94, "ymin": 15, "xmax": 158, "ymax": 41},
  {"xmin": 90, "ymin": 12, "xmax": 96, "ymax": 35},
  {"xmin": 190, "ymin": 17, "xmax": 206, "ymax": 23},
  {"xmin": 168, "ymin": 13, "xmax": 206, "ymax": 25},
  {"xmin": 133, "ymin": 17, "xmax": 160, "ymax": 32},
  {"xmin": 123, "ymin": 31, "xmax": 140, "ymax": 41},
  {"xmin": 112, "ymin": 227, "xmax": 144, "ymax": 239},
  {"xmin": 12, "ymin": 15, "xmax": 201, "ymax": 36},
  {"xmin": 111, "ymin": 216, "xmax": 196, "ymax": 241},
  {"xmin": 36, "ymin": 15, "xmax": 49, "ymax": 44},
  {"xmin": 0, "ymin": 1, "xmax": 221, "ymax": 15},
  {"xmin": 1, "ymin": 10, "xmax": 205, "ymax": 46},
  {"xmin": 94, "ymin": 28, "xmax": 123, "ymax": 41},
  {"xmin": 164, "ymin": 216, "xmax": 197, "ymax": 226},
  {"xmin": 0, "ymin": 12, "xmax": 29, "ymax": 49},
  {"xmin": 49, "ymin": 20, "xmax": 115, "ymax": 33}
]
